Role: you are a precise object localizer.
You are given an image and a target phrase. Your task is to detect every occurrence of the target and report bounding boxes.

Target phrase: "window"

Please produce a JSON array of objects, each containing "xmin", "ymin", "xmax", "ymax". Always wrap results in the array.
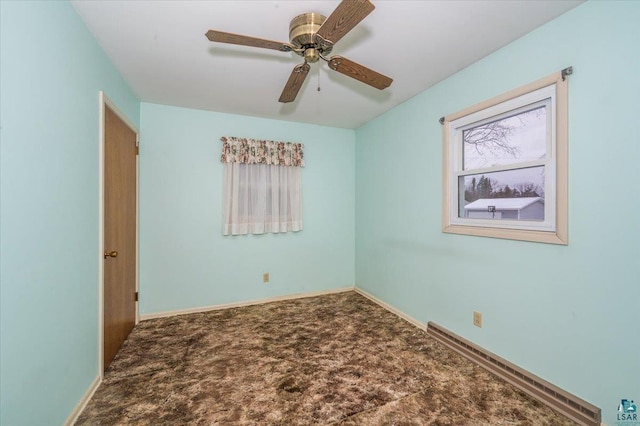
[
  {"xmin": 220, "ymin": 137, "xmax": 303, "ymax": 235},
  {"xmin": 442, "ymin": 71, "xmax": 568, "ymax": 244}
]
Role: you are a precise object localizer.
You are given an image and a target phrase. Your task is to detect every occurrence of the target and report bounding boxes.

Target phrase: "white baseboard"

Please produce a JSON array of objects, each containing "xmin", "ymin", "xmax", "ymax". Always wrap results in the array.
[
  {"xmin": 140, "ymin": 286, "xmax": 355, "ymax": 321},
  {"xmin": 354, "ymin": 287, "xmax": 426, "ymax": 330},
  {"xmin": 64, "ymin": 375, "xmax": 101, "ymax": 426}
]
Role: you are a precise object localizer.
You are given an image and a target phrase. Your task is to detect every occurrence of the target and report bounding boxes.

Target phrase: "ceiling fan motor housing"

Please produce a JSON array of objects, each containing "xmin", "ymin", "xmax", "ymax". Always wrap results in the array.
[{"xmin": 289, "ymin": 13, "xmax": 333, "ymax": 61}]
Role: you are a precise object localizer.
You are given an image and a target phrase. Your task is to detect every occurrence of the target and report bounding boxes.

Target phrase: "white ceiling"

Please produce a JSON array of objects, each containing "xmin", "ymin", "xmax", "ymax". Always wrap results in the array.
[{"xmin": 71, "ymin": 0, "xmax": 581, "ymax": 129}]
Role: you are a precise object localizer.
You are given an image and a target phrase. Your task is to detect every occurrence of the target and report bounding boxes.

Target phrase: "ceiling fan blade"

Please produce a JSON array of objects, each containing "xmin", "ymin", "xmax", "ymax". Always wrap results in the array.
[
  {"xmin": 315, "ymin": 0, "xmax": 375, "ymax": 45},
  {"xmin": 327, "ymin": 55, "xmax": 392, "ymax": 90},
  {"xmin": 279, "ymin": 63, "xmax": 311, "ymax": 103},
  {"xmin": 205, "ymin": 30, "xmax": 292, "ymax": 52}
]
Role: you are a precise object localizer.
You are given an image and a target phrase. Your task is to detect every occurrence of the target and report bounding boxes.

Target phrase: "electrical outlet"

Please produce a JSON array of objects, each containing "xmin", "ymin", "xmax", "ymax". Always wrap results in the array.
[
  {"xmin": 473, "ymin": 311, "xmax": 482, "ymax": 328},
  {"xmin": 263, "ymin": 272, "xmax": 269, "ymax": 283}
]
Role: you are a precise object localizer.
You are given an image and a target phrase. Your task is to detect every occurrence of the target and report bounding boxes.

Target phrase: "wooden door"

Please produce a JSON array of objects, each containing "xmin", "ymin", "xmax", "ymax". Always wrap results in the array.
[{"xmin": 103, "ymin": 105, "xmax": 137, "ymax": 371}]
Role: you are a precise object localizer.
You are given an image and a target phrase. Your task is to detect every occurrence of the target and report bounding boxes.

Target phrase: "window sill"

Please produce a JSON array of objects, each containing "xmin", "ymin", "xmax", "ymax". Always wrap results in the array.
[{"xmin": 442, "ymin": 223, "xmax": 567, "ymax": 245}]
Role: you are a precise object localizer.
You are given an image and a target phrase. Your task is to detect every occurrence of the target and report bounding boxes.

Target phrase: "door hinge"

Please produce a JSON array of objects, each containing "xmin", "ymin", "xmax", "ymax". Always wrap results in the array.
[
  {"xmin": 135, "ymin": 145, "xmax": 139, "ymax": 155},
  {"xmin": 134, "ymin": 291, "xmax": 139, "ymax": 302}
]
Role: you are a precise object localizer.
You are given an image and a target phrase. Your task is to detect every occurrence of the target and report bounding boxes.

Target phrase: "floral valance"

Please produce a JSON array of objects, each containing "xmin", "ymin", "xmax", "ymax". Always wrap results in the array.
[{"xmin": 220, "ymin": 136, "xmax": 304, "ymax": 167}]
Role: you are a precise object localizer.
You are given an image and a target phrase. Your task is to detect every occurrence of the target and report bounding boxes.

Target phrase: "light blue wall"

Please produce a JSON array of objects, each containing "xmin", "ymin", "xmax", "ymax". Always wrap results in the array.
[
  {"xmin": 139, "ymin": 103, "xmax": 355, "ymax": 315},
  {"xmin": 355, "ymin": 1, "xmax": 640, "ymax": 423},
  {"xmin": 0, "ymin": 1, "xmax": 139, "ymax": 424}
]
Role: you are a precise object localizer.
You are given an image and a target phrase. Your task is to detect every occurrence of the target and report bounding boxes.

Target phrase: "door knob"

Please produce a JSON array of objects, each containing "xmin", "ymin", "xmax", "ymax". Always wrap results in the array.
[{"xmin": 104, "ymin": 250, "xmax": 118, "ymax": 259}]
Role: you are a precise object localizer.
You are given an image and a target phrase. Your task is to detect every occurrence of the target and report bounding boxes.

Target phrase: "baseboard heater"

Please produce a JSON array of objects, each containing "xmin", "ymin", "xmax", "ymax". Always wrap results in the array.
[{"xmin": 426, "ymin": 322, "xmax": 600, "ymax": 426}]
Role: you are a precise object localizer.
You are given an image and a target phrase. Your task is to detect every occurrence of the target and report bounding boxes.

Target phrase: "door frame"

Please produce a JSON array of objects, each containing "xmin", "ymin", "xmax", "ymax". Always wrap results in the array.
[{"xmin": 98, "ymin": 91, "xmax": 140, "ymax": 378}]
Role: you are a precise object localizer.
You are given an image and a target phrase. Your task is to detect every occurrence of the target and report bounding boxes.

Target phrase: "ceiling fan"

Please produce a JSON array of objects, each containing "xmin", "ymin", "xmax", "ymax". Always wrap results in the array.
[{"xmin": 205, "ymin": 0, "xmax": 393, "ymax": 103}]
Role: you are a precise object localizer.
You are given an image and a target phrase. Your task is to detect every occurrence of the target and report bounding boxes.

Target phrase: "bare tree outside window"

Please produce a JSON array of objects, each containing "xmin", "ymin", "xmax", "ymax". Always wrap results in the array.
[
  {"xmin": 463, "ymin": 106, "xmax": 546, "ymax": 170},
  {"xmin": 462, "ymin": 169, "xmax": 545, "ymax": 203},
  {"xmin": 461, "ymin": 106, "xmax": 547, "ymax": 208}
]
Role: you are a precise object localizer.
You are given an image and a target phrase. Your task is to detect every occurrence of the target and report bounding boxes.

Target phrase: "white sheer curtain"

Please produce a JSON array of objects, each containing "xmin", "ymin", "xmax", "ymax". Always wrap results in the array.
[{"xmin": 222, "ymin": 163, "xmax": 302, "ymax": 235}]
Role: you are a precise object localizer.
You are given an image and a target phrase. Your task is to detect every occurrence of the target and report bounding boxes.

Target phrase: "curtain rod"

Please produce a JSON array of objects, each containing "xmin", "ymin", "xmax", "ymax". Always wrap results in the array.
[{"xmin": 438, "ymin": 66, "xmax": 573, "ymax": 125}]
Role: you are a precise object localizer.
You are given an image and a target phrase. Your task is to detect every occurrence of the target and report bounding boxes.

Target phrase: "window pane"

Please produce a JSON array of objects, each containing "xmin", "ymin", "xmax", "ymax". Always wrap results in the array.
[
  {"xmin": 463, "ymin": 106, "xmax": 546, "ymax": 170},
  {"xmin": 458, "ymin": 167, "xmax": 545, "ymax": 221}
]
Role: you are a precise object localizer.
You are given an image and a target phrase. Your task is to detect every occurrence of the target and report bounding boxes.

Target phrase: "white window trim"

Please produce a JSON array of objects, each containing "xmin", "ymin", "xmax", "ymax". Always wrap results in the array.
[
  {"xmin": 442, "ymin": 71, "xmax": 568, "ymax": 245},
  {"xmin": 451, "ymin": 88, "xmax": 555, "ymax": 232}
]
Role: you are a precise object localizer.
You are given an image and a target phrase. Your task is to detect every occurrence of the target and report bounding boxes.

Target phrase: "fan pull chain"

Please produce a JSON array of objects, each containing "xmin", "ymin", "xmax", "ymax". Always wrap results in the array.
[{"xmin": 317, "ymin": 66, "xmax": 321, "ymax": 92}]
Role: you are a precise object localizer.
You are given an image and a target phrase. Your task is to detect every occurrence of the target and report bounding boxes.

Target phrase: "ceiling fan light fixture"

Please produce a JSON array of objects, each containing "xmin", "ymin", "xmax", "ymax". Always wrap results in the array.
[{"xmin": 304, "ymin": 48, "xmax": 320, "ymax": 63}]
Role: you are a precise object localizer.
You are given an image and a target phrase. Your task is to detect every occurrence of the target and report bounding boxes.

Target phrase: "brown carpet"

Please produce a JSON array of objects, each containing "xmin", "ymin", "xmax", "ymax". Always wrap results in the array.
[{"xmin": 77, "ymin": 291, "xmax": 575, "ymax": 425}]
